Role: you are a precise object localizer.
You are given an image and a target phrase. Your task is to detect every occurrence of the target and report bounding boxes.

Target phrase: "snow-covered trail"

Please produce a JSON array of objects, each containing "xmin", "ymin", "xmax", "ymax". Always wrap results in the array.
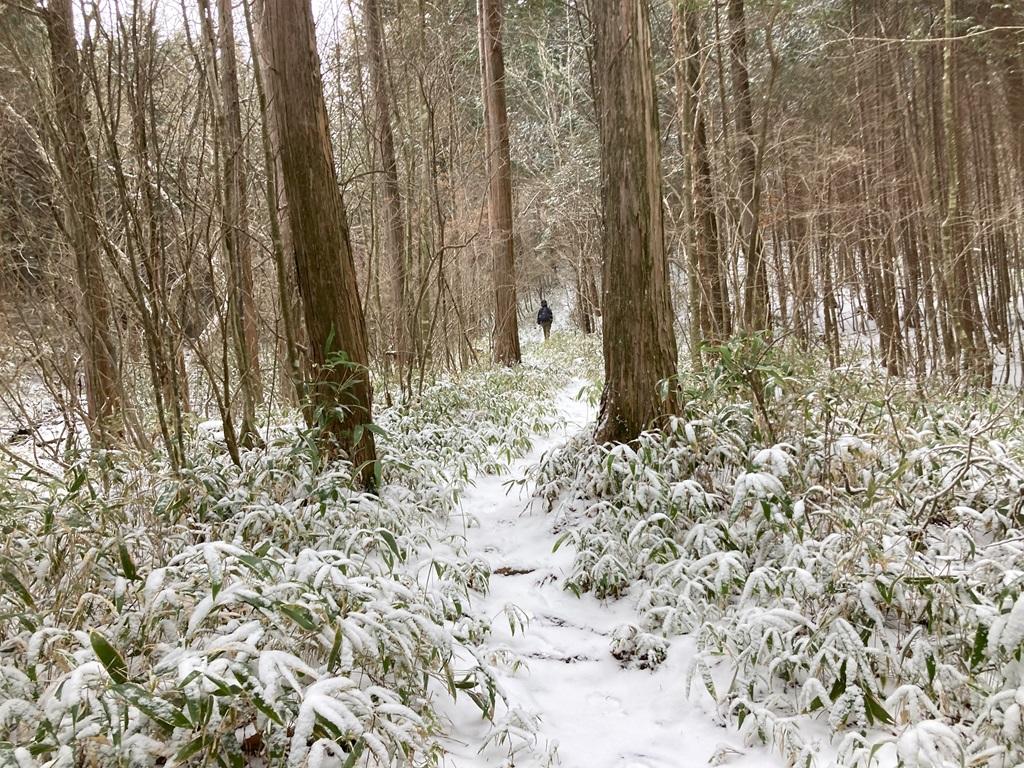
[{"xmin": 440, "ymin": 382, "xmax": 782, "ymax": 768}]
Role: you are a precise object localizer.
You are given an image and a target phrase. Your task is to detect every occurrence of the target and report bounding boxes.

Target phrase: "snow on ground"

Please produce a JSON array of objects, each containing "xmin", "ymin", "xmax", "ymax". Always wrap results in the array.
[{"xmin": 438, "ymin": 382, "xmax": 784, "ymax": 768}]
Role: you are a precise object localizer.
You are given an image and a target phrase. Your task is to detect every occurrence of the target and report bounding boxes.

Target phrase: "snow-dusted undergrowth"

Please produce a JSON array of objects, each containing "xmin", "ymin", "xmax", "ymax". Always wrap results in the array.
[
  {"xmin": 0, "ymin": 342, "xmax": 581, "ymax": 767},
  {"xmin": 536, "ymin": 336, "xmax": 1024, "ymax": 767}
]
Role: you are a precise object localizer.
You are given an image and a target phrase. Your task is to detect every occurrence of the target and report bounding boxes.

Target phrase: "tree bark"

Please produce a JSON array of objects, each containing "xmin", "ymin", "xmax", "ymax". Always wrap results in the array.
[
  {"xmin": 478, "ymin": 0, "xmax": 521, "ymax": 366},
  {"xmin": 214, "ymin": 0, "xmax": 263, "ymax": 445},
  {"xmin": 242, "ymin": 0, "xmax": 305, "ymax": 408},
  {"xmin": 590, "ymin": 0, "xmax": 679, "ymax": 444},
  {"xmin": 364, "ymin": 0, "xmax": 409, "ymax": 377},
  {"xmin": 940, "ymin": 0, "xmax": 990, "ymax": 385},
  {"xmin": 260, "ymin": 0, "xmax": 378, "ymax": 486},
  {"xmin": 45, "ymin": 0, "xmax": 122, "ymax": 445},
  {"xmin": 674, "ymin": 1, "xmax": 730, "ymax": 351},
  {"xmin": 728, "ymin": 0, "xmax": 770, "ymax": 332}
]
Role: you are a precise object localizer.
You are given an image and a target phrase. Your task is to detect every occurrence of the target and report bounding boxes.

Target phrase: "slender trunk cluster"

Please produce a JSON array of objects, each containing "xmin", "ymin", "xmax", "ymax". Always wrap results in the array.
[
  {"xmin": 44, "ymin": 0, "xmax": 122, "ymax": 446},
  {"xmin": 205, "ymin": 0, "xmax": 264, "ymax": 446},
  {"xmin": 674, "ymin": 1, "xmax": 730, "ymax": 357},
  {"xmin": 939, "ymin": 0, "xmax": 990, "ymax": 385}
]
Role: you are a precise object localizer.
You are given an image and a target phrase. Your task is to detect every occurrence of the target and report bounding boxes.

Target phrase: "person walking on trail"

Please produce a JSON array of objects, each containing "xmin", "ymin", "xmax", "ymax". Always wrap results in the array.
[{"xmin": 537, "ymin": 300, "xmax": 553, "ymax": 340}]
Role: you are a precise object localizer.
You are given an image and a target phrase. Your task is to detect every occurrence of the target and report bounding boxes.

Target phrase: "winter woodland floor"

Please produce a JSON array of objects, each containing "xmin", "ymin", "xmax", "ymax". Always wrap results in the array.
[
  {"xmin": 5, "ymin": 335, "xmax": 1023, "ymax": 768},
  {"xmin": 439, "ymin": 383, "xmax": 781, "ymax": 768}
]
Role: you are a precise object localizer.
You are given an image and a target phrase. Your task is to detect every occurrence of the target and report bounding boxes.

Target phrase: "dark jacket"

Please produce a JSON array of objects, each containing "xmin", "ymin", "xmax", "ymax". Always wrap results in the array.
[{"xmin": 537, "ymin": 304, "xmax": 553, "ymax": 324}]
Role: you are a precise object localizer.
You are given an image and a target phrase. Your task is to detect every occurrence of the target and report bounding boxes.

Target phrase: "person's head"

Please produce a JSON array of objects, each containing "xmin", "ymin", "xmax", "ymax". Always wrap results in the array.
[{"xmin": 541, "ymin": 300, "xmax": 548, "ymax": 307}]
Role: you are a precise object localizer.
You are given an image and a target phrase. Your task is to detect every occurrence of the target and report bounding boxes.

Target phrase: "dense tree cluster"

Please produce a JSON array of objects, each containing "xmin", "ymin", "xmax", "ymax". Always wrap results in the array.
[{"xmin": 0, "ymin": 0, "xmax": 1020, "ymax": 464}]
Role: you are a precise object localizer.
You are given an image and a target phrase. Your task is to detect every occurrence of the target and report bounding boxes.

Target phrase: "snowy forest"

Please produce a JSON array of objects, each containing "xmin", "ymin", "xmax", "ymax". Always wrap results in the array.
[{"xmin": 1, "ymin": 0, "xmax": 1023, "ymax": 766}]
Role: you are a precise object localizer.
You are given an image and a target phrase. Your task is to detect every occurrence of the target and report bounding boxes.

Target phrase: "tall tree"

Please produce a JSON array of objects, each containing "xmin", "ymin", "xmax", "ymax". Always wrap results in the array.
[
  {"xmin": 44, "ymin": 0, "xmax": 122, "ymax": 444},
  {"xmin": 674, "ymin": 0, "xmax": 730, "ymax": 355},
  {"xmin": 259, "ymin": 0, "xmax": 378, "ymax": 486},
  {"xmin": 940, "ymin": 0, "xmax": 990, "ymax": 384},
  {"xmin": 364, "ymin": 0, "xmax": 409, "ymax": 379},
  {"xmin": 240, "ymin": 0, "xmax": 305, "ymax": 409},
  {"xmin": 728, "ymin": 0, "xmax": 770, "ymax": 332},
  {"xmin": 591, "ymin": 0, "xmax": 680, "ymax": 444},
  {"xmin": 214, "ymin": 0, "xmax": 263, "ymax": 445},
  {"xmin": 478, "ymin": 0, "xmax": 521, "ymax": 366}
]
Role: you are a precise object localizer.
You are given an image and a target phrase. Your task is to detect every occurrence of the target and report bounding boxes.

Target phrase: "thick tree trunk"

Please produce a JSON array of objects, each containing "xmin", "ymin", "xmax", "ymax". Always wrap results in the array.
[
  {"xmin": 243, "ymin": 0, "xmax": 305, "ymax": 408},
  {"xmin": 478, "ymin": 0, "xmax": 521, "ymax": 366},
  {"xmin": 45, "ymin": 0, "xmax": 122, "ymax": 445},
  {"xmin": 591, "ymin": 0, "xmax": 679, "ymax": 444},
  {"xmin": 365, "ymin": 0, "xmax": 409, "ymax": 376},
  {"xmin": 215, "ymin": 0, "xmax": 263, "ymax": 445},
  {"xmin": 260, "ymin": 0, "xmax": 378, "ymax": 487}
]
